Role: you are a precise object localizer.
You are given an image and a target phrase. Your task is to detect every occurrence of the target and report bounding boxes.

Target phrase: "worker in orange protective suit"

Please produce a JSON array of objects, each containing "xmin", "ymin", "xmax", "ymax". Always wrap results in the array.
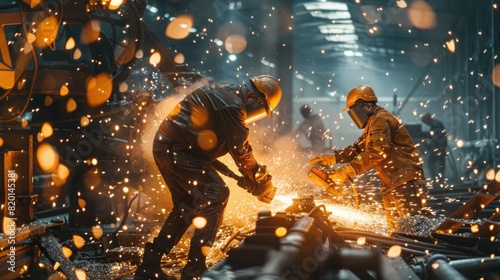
[{"xmin": 308, "ymin": 85, "xmax": 432, "ymax": 233}]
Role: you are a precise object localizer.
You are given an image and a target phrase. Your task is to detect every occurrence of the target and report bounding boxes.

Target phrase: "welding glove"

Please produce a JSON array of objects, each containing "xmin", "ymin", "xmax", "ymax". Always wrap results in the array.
[
  {"xmin": 308, "ymin": 154, "xmax": 337, "ymax": 167},
  {"xmin": 252, "ymin": 165, "xmax": 276, "ymax": 203},
  {"xmin": 328, "ymin": 164, "xmax": 356, "ymax": 186},
  {"xmin": 237, "ymin": 175, "xmax": 256, "ymax": 193}
]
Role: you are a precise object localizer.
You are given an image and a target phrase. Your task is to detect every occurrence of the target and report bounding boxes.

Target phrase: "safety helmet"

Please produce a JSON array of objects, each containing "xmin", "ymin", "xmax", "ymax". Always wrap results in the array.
[
  {"xmin": 344, "ymin": 85, "xmax": 378, "ymax": 129},
  {"xmin": 245, "ymin": 75, "xmax": 282, "ymax": 123},
  {"xmin": 420, "ymin": 113, "xmax": 433, "ymax": 125},
  {"xmin": 300, "ymin": 105, "xmax": 313, "ymax": 119},
  {"xmin": 342, "ymin": 85, "xmax": 377, "ymax": 111}
]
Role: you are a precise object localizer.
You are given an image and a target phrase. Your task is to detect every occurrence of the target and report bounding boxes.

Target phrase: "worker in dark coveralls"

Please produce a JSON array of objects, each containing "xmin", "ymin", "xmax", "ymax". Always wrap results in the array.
[
  {"xmin": 296, "ymin": 104, "xmax": 326, "ymax": 154},
  {"xmin": 308, "ymin": 85, "xmax": 431, "ymax": 233},
  {"xmin": 134, "ymin": 75, "xmax": 282, "ymax": 280},
  {"xmin": 420, "ymin": 113, "xmax": 448, "ymax": 185}
]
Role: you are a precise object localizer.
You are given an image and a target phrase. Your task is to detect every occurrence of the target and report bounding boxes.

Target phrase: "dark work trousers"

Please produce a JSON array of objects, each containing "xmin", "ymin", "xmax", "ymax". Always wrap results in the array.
[
  {"xmin": 152, "ymin": 131, "xmax": 230, "ymax": 252},
  {"xmin": 382, "ymin": 181, "xmax": 430, "ymax": 232}
]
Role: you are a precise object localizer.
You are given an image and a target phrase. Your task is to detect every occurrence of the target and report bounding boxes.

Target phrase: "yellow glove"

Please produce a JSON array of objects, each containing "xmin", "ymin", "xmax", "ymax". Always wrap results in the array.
[
  {"xmin": 329, "ymin": 164, "xmax": 356, "ymax": 186},
  {"xmin": 308, "ymin": 154, "xmax": 336, "ymax": 167}
]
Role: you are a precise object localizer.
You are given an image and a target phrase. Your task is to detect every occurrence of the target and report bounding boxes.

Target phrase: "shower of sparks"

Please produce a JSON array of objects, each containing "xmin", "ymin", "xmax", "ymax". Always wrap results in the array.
[{"xmin": 1, "ymin": 1, "xmax": 500, "ymax": 279}]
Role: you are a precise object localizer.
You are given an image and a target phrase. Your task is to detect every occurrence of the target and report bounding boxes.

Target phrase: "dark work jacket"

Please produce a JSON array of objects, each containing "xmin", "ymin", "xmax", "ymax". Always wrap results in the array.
[
  {"xmin": 335, "ymin": 107, "xmax": 426, "ymax": 193},
  {"xmin": 427, "ymin": 119, "xmax": 448, "ymax": 150},
  {"xmin": 297, "ymin": 114, "xmax": 325, "ymax": 153},
  {"xmin": 159, "ymin": 83, "xmax": 258, "ymax": 179}
]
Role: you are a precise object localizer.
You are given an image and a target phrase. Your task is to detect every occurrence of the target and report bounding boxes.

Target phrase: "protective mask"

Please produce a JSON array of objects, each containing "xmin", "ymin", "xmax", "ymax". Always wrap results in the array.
[
  {"xmin": 348, "ymin": 103, "xmax": 369, "ymax": 129},
  {"xmin": 244, "ymin": 93, "xmax": 267, "ymax": 124}
]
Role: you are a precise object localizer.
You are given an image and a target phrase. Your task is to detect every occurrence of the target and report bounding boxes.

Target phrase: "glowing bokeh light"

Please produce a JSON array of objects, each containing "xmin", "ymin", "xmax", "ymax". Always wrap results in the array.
[
  {"xmin": 41, "ymin": 122, "xmax": 53, "ymax": 138},
  {"xmin": 174, "ymin": 53, "xmax": 185, "ymax": 64},
  {"xmin": 73, "ymin": 235, "xmax": 86, "ymax": 249},
  {"xmin": 119, "ymin": 82, "xmax": 128, "ymax": 93},
  {"xmin": 109, "ymin": 0, "xmax": 123, "ymax": 10},
  {"xmin": 275, "ymin": 227, "xmax": 287, "ymax": 237},
  {"xmin": 357, "ymin": 237, "xmax": 366, "ymax": 246},
  {"xmin": 135, "ymin": 49, "xmax": 144, "ymax": 59},
  {"xmin": 37, "ymin": 143, "xmax": 59, "ymax": 173},
  {"xmin": 149, "ymin": 51, "xmax": 162, "ymax": 67},
  {"xmin": 80, "ymin": 20, "xmax": 101, "ymax": 44},
  {"xmin": 92, "ymin": 226, "xmax": 104, "ymax": 239},
  {"xmin": 43, "ymin": 96, "xmax": 53, "ymax": 106},
  {"xmin": 197, "ymin": 129, "xmax": 217, "ymax": 151},
  {"xmin": 486, "ymin": 168, "xmax": 495, "ymax": 181},
  {"xmin": 75, "ymin": 269, "xmax": 87, "ymax": 280},
  {"xmin": 78, "ymin": 198, "xmax": 86, "ymax": 208},
  {"xmin": 446, "ymin": 39, "xmax": 456, "ymax": 53},
  {"xmin": 62, "ymin": 246, "xmax": 73, "ymax": 258},
  {"xmin": 408, "ymin": 0, "xmax": 436, "ymax": 29},
  {"xmin": 80, "ymin": 116, "xmax": 90, "ymax": 127},
  {"xmin": 190, "ymin": 106, "xmax": 209, "ymax": 126},
  {"xmin": 53, "ymin": 163, "xmax": 70, "ymax": 187},
  {"xmin": 26, "ymin": 32, "xmax": 36, "ymax": 44},
  {"xmin": 26, "ymin": 0, "xmax": 42, "ymax": 8},
  {"xmin": 66, "ymin": 98, "xmax": 77, "ymax": 112},
  {"xmin": 397, "ymin": 0, "xmax": 408, "ymax": 8},
  {"xmin": 36, "ymin": 132, "xmax": 44, "ymax": 143},
  {"xmin": 225, "ymin": 35, "xmax": 247, "ymax": 54},
  {"xmin": 86, "ymin": 72, "xmax": 113, "ymax": 107},
  {"xmin": 165, "ymin": 15, "xmax": 193, "ymax": 39},
  {"xmin": 65, "ymin": 37, "xmax": 76, "ymax": 50},
  {"xmin": 169, "ymin": 104, "xmax": 182, "ymax": 117},
  {"xmin": 470, "ymin": 224, "xmax": 479, "ymax": 233},
  {"xmin": 201, "ymin": 246, "xmax": 211, "ymax": 257},
  {"xmin": 492, "ymin": 64, "xmax": 500, "ymax": 87},
  {"xmin": 387, "ymin": 245, "xmax": 402, "ymax": 258},
  {"xmin": 192, "ymin": 216, "xmax": 208, "ymax": 229},
  {"xmin": 60, "ymin": 85, "xmax": 69, "ymax": 96},
  {"xmin": 73, "ymin": 48, "xmax": 82, "ymax": 60}
]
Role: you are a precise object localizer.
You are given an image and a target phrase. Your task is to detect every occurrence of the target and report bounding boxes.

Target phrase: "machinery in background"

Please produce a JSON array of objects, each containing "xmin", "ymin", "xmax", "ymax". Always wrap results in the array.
[
  {"xmin": 0, "ymin": 1, "xmax": 204, "ymax": 278},
  {"xmin": 206, "ymin": 195, "xmax": 500, "ymax": 280},
  {"xmin": 0, "ymin": 0, "xmax": 205, "ymax": 225}
]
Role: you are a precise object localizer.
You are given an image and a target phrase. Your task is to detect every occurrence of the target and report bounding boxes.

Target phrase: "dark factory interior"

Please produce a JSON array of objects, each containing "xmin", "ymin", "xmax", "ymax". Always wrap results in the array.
[{"xmin": 0, "ymin": 0, "xmax": 499, "ymax": 279}]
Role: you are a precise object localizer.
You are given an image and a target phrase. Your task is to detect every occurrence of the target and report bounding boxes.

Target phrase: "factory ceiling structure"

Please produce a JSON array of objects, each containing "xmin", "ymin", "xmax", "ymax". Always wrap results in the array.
[
  {"xmin": 0, "ymin": 0, "xmax": 500, "ymax": 279},
  {"xmin": 140, "ymin": 0, "xmax": 499, "ymax": 143}
]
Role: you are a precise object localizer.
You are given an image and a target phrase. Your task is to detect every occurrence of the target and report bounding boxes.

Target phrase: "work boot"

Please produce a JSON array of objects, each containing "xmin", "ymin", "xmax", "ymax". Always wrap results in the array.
[
  {"xmin": 134, "ymin": 242, "xmax": 175, "ymax": 280},
  {"xmin": 180, "ymin": 248, "xmax": 208, "ymax": 280}
]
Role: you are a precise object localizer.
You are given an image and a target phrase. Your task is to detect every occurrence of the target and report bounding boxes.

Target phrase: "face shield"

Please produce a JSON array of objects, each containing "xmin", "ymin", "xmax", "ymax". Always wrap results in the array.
[
  {"xmin": 244, "ymin": 75, "xmax": 282, "ymax": 124},
  {"xmin": 244, "ymin": 91, "xmax": 268, "ymax": 124},
  {"xmin": 347, "ymin": 101, "xmax": 370, "ymax": 129}
]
